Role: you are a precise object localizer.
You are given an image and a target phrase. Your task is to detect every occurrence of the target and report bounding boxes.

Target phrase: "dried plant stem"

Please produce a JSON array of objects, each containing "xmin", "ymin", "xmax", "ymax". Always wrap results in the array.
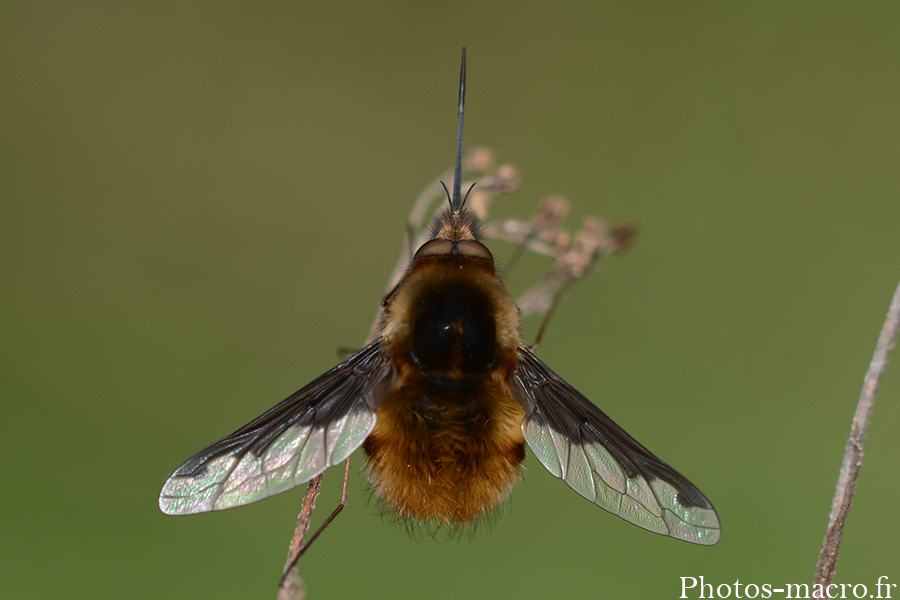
[
  {"xmin": 277, "ymin": 113, "xmax": 497, "ymax": 600},
  {"xmin": 283, "ymin": 477, "xmax": 321, "ymax": 573},
  {"xmin": 275, "ymin": 149, "xmax": 631, "ymax": 598},
  {"xmin": 276, "ymin": 476, "xmax": 320, "ymax": 600},
  {"xmin": 278, "ymin": 459, "xmax": 352, "ymax": 600},
  {"xmin": 813, "ymin": 277, "xmax": 900, "ymax": 594}
]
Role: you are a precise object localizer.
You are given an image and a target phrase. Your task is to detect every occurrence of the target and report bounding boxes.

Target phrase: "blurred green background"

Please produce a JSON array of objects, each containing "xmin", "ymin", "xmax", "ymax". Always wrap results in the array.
[{"xmin": 3, "ymin": 2, "xmax": 898, "ymax": 599}]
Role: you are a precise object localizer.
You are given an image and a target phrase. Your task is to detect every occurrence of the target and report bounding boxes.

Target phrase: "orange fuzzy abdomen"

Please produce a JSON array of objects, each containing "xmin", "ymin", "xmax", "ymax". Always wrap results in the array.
[{"xmin": 362, "ymin": 370, "xmax": 526, "ymax": 524}]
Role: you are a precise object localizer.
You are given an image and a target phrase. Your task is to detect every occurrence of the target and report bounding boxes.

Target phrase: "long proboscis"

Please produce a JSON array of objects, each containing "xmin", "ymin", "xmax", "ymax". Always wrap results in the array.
[{"xmin": 451, "ymin": 47, "xmax": 466, "ymax": 213}]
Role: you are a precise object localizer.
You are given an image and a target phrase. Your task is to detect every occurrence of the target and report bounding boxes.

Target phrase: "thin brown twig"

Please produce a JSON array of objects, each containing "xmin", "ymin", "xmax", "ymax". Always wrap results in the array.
[
  {"xmin": 812, "ymin": 277, "xmax": 900, "ymax": 596},
  {"xmin": 275, "ymin": 149, "xmax": 630, "ymax": 598},
  {"xmin": 278, "ymin": 460, "xmax": 353, "ymax": 600},
  {"xmin": 276, "ymin": 475, "xmax": 320, "ymax": 600},
  {"xmin": 277, "ymin": 150, "xmax": 517, "ymax": 600}
]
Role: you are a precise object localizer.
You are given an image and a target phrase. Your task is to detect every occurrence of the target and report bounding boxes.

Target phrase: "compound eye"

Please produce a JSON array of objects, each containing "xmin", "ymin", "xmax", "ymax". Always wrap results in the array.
[
  {"xmin": 414, "ymin": 240, "xmax": 454, "ymax": 259},
  {"xmin": 455, "ymin": 240, "xmax": 493, "ymax": 261},
  {"xmin": 413, "ymin": 239, "xmax": 494, "ymax": 262}
]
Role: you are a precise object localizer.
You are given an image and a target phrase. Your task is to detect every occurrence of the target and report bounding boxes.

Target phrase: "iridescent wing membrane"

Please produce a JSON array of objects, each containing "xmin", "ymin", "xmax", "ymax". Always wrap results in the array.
[
  {"xmin": 159, "ymin": 340, "xmax": 396, "ymax": 515},
  {"xmin": 510, "ymin": 348, "xmax": 720, "ymax": 545}
]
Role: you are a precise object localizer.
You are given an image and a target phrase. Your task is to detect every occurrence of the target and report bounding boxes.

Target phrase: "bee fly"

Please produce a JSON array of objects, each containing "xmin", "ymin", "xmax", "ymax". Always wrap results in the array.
[{"xmin": 159, "ymin": 48, "xmax": 720, "ymax": 545}]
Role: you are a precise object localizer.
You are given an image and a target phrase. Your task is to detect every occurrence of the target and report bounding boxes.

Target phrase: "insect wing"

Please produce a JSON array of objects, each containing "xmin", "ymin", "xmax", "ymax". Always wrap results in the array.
[
  {"xmin": 510, "ymin": 348, "xmax": 720, "ymax": 545},
  {"xmin": 159, "ymin": 340, "xmax": 396, "ymax": 515}
]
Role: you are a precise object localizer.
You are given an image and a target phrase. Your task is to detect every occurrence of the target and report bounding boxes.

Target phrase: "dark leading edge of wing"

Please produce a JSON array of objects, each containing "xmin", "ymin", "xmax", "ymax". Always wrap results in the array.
[
  {"xmin": 159, "ymin": 340, "xmax": 396, "ymax": 515},
  {"xmin": 509, "ymin": 347, "xmax": 720, "ymax": 545}
]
